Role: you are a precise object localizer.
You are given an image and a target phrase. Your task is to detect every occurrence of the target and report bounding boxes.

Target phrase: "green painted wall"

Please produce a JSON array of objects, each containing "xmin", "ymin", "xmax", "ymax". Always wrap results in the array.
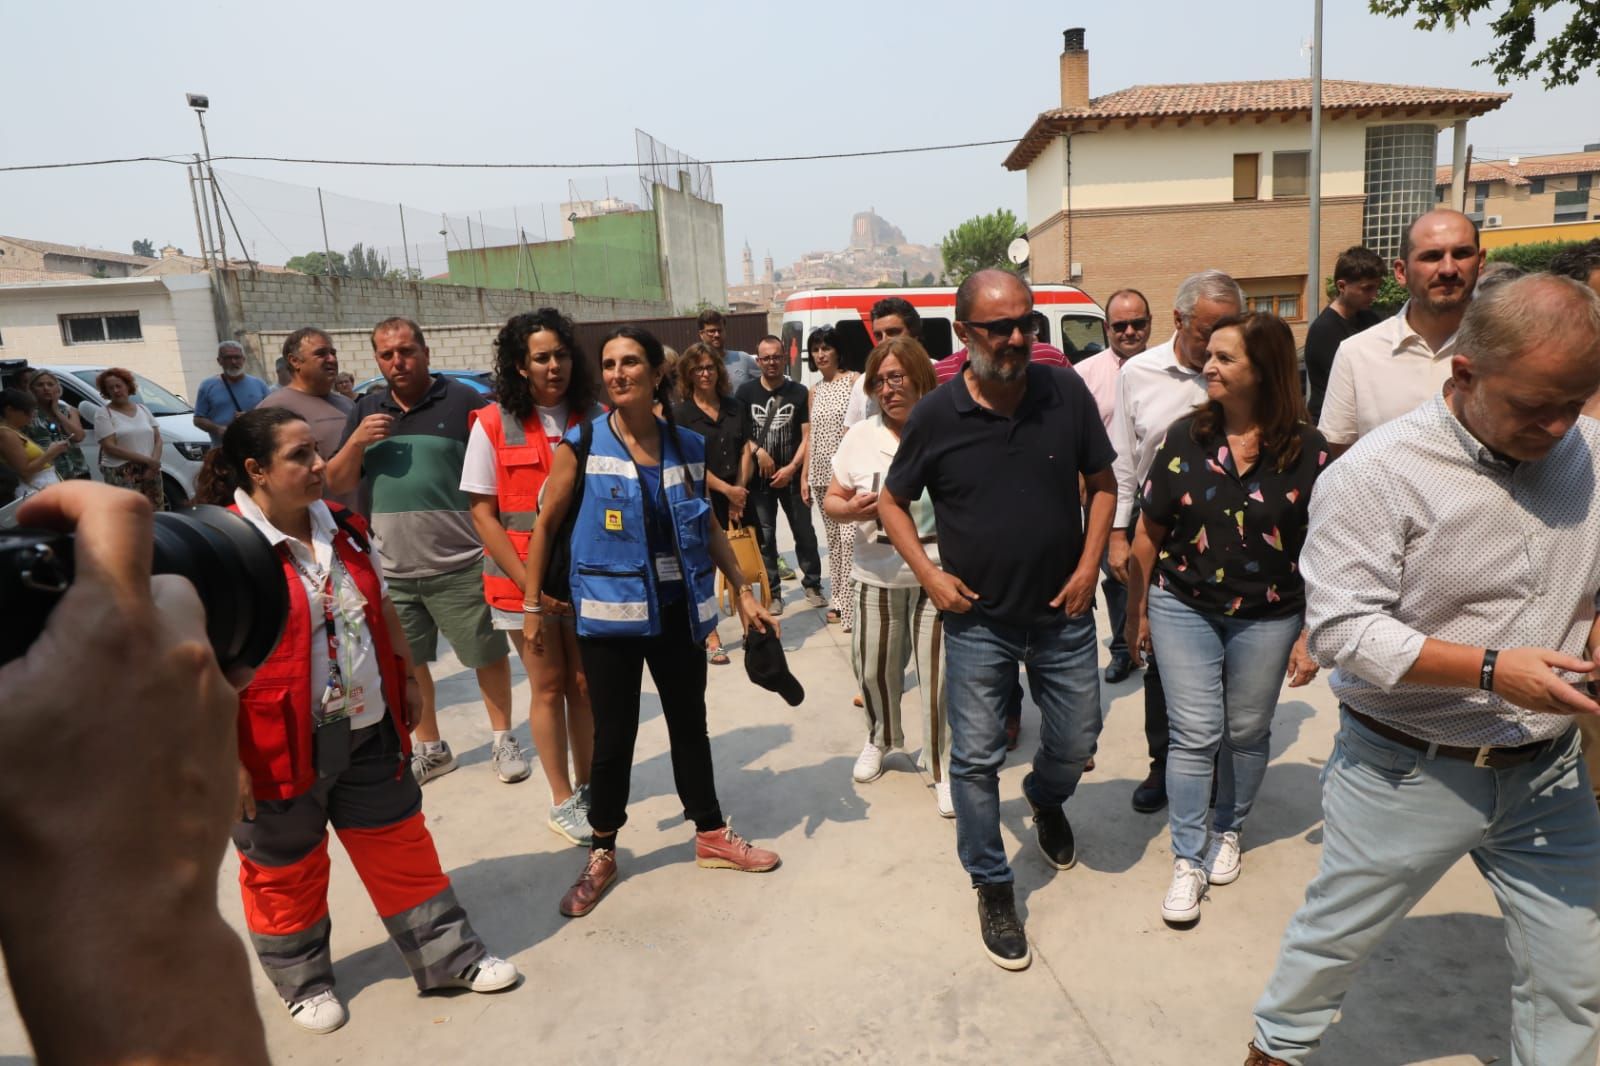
[{"xmin": 443, "ymin": 211, "xmax": 665, "ymax": 302}]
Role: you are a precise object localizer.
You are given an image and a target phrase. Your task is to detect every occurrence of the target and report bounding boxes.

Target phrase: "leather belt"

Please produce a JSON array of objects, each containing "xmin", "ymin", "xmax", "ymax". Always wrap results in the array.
[{"xmin": 1344, "ymin": 707, "xmax": 1562, "ymax": 770}]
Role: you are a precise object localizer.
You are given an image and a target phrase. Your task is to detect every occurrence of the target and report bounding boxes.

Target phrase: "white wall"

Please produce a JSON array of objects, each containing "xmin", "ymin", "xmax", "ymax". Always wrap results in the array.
[
  {"xmin": 0, "ymin": 275, "xmax": 218, "ymax": 401},
  {"xmin": 1028, "ymin": 118, "xmax": 1377, "ymax": 214}
]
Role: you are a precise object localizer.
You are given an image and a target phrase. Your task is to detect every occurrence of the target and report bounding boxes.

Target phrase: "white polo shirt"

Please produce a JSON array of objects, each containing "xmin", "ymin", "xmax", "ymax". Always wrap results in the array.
[
  {"xmin": 1110, "ymin": 339, "xmax": 1208, "ymax": 527},
  {"xmin": 1317, "ymin": 303, "xmax": 1459, "ymax": 446}
]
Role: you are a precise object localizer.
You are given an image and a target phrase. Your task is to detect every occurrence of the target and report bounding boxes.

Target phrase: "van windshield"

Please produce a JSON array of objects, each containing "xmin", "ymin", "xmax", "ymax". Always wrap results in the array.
[{"xmin": 67, "ymin": 370, "xmax": 193, "ymax": 416}]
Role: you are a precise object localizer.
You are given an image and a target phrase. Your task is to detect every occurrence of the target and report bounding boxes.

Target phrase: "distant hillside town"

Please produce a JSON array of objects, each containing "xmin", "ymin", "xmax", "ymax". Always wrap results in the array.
[{"xmin": 728, "ymin": 209, "xmax": 944, "ymax": 311}]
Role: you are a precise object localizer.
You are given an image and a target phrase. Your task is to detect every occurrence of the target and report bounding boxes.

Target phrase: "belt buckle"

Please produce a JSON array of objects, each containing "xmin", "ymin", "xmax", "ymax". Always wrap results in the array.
[{"xmin": 1473, "ymin": 746, "xmax": 1493, "ymax": 769}]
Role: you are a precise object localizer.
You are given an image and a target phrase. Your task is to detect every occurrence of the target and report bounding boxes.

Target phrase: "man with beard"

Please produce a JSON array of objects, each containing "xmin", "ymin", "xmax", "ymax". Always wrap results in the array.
[
  {"xmin": 1247, "ymin": 274, "xmax": 1600, "ymax": 1066},
  {"xmin": 257, "ymin": 326, "xmax": 358, "ymax": 510},
  {"xmin": 880, "ymin": 270, "xmax": 1115, "ymax": 971},
  {"xmin": 193, "ymin": 341, "xmax": 271, "ymax": 444},
  {"xmin": 1318, "ymin": 210, "xmax": 1483, "ymax": 456}
]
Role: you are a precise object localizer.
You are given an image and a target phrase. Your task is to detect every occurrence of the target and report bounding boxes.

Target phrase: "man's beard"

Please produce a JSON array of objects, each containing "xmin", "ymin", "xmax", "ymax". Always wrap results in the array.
[{"xmin": 967, "ymin": 342, "xmax": 1026, "ymax": 383}]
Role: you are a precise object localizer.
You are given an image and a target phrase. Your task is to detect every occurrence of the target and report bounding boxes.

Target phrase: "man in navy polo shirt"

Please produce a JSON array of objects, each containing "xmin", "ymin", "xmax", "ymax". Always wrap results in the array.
[{"xmin": 881, "ymin": 270, "xmax": 1116, "ymax": 972}]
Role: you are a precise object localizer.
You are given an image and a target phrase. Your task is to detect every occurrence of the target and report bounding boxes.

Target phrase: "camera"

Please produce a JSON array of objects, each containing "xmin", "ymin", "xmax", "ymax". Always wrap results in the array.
[{"xmin": 0, "ymin": 505, "xmax": 287, "ymax": 672}]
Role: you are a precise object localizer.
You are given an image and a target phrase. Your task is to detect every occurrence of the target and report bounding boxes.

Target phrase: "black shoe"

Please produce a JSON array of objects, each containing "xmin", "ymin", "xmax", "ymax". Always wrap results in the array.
[
  {"xmin": 1132, "ymin": 768, "xmax": 1168, "ymax": 813},
  {"xmin": 1023, "ymin": 772, "xmax": 1076, "ymax": 870},
  {"xmin": 1103, "ymin": 652, "xmax": 1134, "ymax": 684},
  {"xmin": 975, "ymin": 883, "xmax": 1031, "ymax": 971}
]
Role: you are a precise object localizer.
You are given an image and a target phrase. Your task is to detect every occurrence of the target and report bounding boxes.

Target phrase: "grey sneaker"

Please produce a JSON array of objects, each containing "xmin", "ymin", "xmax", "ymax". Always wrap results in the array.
[
  {"xmin": 803, "ymin": 587, "xmax": 826, "ymax": 608},
  {"xmin": 491, "ymin": 735, "xmax": 532, "ymax": 784},
  {"xmin": 549, "ymin": 793, "xmax": 593, "ymax": 846},
  {"xmin": 410, "ymin": 741, "xmax": 457, "ymax": 785}
]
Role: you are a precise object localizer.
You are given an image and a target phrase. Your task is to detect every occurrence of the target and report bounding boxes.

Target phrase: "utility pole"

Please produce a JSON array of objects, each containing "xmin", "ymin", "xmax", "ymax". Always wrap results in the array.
[
  {"xmin": 188, "ymin": 162, "xmax": 214, "ymax": 269},
  {"xmin": 1308, "ymin": 0, "xmax": 1324, "ymax": 319},
  {"xmin": 399, "ymin": 204, "xmax": 413, "ymax": 280},
  {"xmin": 188, "ymin": 98, "xmax": 228, "ymax": 266},
  {"xmin": 318, "ymin": 188, "xmax": 334, "ymax": 277}
]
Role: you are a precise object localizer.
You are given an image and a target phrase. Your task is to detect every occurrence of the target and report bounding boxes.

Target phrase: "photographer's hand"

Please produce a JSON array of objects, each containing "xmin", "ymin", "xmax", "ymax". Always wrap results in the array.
[{"xmin": 0, "ymin": 482, "xmax": 269, "ymax": 1065}]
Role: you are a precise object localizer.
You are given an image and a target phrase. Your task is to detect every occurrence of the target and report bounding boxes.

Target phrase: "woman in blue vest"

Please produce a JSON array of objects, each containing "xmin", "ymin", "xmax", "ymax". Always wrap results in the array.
[{"xmin": 523, "ymin": 325, "xmax": 782, "ymax": 918}]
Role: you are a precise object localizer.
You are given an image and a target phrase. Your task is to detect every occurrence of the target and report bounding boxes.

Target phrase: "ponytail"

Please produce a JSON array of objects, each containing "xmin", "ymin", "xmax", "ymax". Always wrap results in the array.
[{"xmin": 194, "ymin": 448, "xmax": 238, "ymax": 505}]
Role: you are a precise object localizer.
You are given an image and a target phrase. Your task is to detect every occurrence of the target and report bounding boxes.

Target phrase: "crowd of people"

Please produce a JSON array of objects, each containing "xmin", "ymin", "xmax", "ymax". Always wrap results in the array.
[{"xmin": 10, "ymin": 208, "xmax": 1600, "ymax": 1065}]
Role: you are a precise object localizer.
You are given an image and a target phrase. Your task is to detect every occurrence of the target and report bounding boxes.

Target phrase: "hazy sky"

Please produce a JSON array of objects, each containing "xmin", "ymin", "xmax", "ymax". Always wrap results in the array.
[{"xmin": 3, "ymin": 0, "xmax": 1596, "ymax": 281}]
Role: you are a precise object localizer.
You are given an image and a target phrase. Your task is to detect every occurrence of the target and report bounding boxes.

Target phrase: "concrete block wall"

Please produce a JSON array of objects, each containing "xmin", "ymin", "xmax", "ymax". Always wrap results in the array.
[{"xmin": 251, "ymin": 323, "xmax": 501, "ymax": 384}]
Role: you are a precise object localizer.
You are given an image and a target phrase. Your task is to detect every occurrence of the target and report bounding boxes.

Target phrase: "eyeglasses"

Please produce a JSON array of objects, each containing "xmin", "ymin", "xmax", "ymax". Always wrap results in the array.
[
  {"xmin": 867, "ymin": 371, "xmax": 909, "ymax": 393},
  {"xmin": 962, "ymin": 316, "xmax": 1038, "ymax": 339},
  {"xmin": 689, "ymin": 365, "xmax": 718, "ymax": 376},
  {"xmin": 1110, "ymin": 317, "xmax": 1150, "ymax": 333}
]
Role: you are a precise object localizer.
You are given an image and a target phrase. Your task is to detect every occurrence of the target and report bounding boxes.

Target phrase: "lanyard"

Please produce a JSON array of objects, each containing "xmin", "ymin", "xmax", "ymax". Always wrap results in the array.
[{"xmin": 282, "ymin": 544, "xmax": 352, "ymax": 718}]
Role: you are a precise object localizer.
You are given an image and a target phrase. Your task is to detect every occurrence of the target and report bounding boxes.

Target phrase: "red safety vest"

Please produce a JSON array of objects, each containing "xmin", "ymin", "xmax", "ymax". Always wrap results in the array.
[
  {"xmin": 231, "ymin": 503, "xmax": 411, "ymax": 801},
  {"xmin": 468, "ymin": 403, "xmax": 589, "ymax": 612}
]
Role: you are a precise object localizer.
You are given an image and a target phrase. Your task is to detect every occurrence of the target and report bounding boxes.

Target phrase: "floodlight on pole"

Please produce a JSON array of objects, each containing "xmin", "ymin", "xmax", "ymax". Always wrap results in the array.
[{"xmin": 187, "ymin": 92, "xmax": 228, "ymax": 266}]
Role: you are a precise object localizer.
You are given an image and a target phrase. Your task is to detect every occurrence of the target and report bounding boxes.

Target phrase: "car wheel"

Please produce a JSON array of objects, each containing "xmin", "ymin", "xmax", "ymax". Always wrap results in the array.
[{"xmin": 162, "ymin": 475, "xmax": 188, "ymax": 511}]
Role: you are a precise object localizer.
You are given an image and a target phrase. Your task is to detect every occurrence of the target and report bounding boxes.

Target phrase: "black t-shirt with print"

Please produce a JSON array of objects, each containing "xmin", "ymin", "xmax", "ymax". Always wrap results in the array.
[
  {"xmin": 736, "ymin": 377, "xmax": 810, "ymax": 477},
  {"xmin": 1140, "ymin": 414, "xmax": 1330, "ymax": 619}
]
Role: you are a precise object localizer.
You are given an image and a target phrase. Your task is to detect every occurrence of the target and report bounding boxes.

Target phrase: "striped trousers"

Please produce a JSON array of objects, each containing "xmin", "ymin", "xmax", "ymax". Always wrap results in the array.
[
  {"xmin": 232, "ymin": 718, "xmax": 487, "ymax": 1004},
  {"xmin": 852, "ymin": 582, "xmax": 950, "ymax": 783}
]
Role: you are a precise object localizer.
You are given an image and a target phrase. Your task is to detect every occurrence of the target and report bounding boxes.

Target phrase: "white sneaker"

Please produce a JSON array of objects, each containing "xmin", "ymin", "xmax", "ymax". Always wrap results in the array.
[
  {"xmin": 286, "ymin": 989, "xmax": 347, "ymax": 1034},
  {"xmin": 935, "ymin": 780, "xmax": 955, "ymax": 818},
  {"xmin": 1161, "ymin": 858, "xmax": 1207, "ymax": 924},
  {"xmin": 442, "ymin": 953, "xmax": 520, "ymax": 993},
  {"xmin": 1204, "ymin": 830, "xmax": 1241, "ymax": 886},
  {"xmin": 852, "ymin": 740, "xmax": 886, "ymax": 783}
]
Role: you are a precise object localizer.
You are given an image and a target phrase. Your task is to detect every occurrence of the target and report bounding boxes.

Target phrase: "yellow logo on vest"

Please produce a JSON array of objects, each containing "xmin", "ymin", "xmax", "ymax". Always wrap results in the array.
[{"xmin": 604, "ymin": 509, "xmax": 623, "ymax": 531}]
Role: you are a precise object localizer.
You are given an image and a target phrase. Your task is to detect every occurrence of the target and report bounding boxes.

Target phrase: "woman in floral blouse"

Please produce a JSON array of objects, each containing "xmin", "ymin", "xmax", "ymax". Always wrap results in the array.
[{"xmin": 1125, "ymin": 311, "xmax": 1326, "ymax": 928}]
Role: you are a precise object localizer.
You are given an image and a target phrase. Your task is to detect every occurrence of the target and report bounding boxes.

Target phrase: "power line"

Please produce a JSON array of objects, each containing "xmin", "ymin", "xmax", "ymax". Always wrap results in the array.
[{"xmin": 1, "ymin": 138, "xmax": 1018, "ymax": 175}]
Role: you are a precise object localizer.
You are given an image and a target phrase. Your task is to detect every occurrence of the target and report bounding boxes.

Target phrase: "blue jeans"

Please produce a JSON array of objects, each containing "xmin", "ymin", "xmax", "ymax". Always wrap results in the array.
[
  {"xmin": 943, "ymin": 611, "xmax": 1103, "ymax": 885},
  {"xmin": 1254, "ymin": 711, "xmax": 1600, "ymax": 1065},
  {"xmin": 1146, "ymin": 586, "xmax": 1301, "ymax": 863}
]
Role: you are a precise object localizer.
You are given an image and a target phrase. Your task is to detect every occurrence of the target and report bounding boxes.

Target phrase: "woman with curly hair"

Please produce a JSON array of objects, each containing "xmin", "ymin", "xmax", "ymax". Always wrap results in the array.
[
  {"xmin": 93, "ymin": 367, "xmax": 164, "ymax": 509},
  {"xmin": 460, "ymin": 308, "xmax": 603, "ymax": 846}
]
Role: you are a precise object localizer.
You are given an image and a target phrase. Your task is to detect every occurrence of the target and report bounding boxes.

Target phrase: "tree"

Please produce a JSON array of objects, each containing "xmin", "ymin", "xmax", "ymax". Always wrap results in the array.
[
  {"xmin": 1487, "ymin": 238, "xmax": 1591, "ymax": 271},
  {"xmin": 346, "ymin": 242, "xmax": 392, "ymax": 281},
  {"xmin": 940, "ymin": 209, "xmax": 1025, "ymax": 284},
  {"xmin": 1370, "ymin": 0, "xmax": 1600, "ymax": 88},
  {"xmin": 132, "ymin": 238, "xmax": 155, "ymax": 258},
  {"xmin": 285, "ymin": 250, "xmax": 350, "ymax": 277}
]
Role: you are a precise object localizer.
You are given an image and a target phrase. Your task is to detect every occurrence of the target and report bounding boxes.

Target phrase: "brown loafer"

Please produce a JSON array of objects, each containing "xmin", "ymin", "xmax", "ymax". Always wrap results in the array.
[
  {"xmin": 559, "ymin": 848, "xmax": 617, "ymax": 917},
  {"xmin": 1243, "ymin": 1043, "xmax": 1289, "ymax": 1065}
]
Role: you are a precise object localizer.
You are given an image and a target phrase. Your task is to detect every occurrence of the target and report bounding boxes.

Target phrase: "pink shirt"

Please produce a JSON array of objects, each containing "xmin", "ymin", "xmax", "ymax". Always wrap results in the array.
[
  {"xmin": 1073, "ymin": 348, "xmax": 1133, "ymax": 433},
  {"xmin": 933, "ymin": 341, "xmax": 1071, "ymax": 384}
]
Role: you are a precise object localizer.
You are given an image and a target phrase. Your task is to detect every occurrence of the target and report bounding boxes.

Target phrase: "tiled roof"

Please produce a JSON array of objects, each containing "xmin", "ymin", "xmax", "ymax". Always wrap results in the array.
[
  {"xmin": 0, "ymin": 235, "xmax": 158, "ymax": 268},
  {"xmin": 1005, "ymin": 79, "xmax": 1510, "ymax": 170},
  {"xmin": 1436, "ymin": 152, "xmax": 1600, "ymax": 188}
]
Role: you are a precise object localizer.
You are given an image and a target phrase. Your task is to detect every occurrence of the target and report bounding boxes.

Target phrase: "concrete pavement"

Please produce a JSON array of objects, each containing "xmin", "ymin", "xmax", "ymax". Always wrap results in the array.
[{"xmin": 0, "ymin": 584, "xmax": 1519, "ymax": 1064}]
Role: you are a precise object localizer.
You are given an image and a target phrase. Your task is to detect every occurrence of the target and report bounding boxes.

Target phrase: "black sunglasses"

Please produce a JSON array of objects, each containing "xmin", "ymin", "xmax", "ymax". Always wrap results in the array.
[
  {"xmin": 1110, "ymin": 317, "xmax": 1150, "ymax": 333},
  {"xmin": 961, "ymin": 316, "xmax": 1037, "ymax": 339}
]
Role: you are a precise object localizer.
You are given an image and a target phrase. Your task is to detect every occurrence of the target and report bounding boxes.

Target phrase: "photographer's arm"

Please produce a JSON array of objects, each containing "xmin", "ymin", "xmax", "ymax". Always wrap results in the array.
[{"xmin": 0, "ymin": 483, "xmax": 269, "ymax": 1066}]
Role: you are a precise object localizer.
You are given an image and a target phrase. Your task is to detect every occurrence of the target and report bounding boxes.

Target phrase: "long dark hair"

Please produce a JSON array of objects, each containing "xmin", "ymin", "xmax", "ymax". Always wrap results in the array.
[
  {"xmin": 1189, "ymin": 311, "xmax": 1308, "ymax": 471},
  {"xmin": 492, "ymin": 308, "xmax": 595, "ymax": 423},
  {"xmin": 195, "ymin": 408, "xmax": 306, "ymax": 505},
  {"xmin": 599, "ymin": 325, "xmax": 698, "ymax": 497},
  {"xmin": 676, "ymin": 342, "xmax": 728, "ymax": 404}
]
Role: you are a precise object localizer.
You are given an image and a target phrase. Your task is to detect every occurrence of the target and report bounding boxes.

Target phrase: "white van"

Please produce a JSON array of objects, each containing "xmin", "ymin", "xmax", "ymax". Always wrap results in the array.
[
  {"xmin": 3, "ymin": 362, "xmax": 212, "ymax": 507},
  {"xmin": 779, "ymin": 284, "xmax": 1109, "ymax": 384}
]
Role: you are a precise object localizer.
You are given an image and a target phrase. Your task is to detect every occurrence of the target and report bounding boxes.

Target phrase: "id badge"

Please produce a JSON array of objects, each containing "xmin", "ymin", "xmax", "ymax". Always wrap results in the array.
[
  {"xmin": 314, "ymin": 715, "xmax": 353, "ymax": 778},
  {"xmin": 654, "ymin": 553, "xmax": 683, "ymax": 582}
]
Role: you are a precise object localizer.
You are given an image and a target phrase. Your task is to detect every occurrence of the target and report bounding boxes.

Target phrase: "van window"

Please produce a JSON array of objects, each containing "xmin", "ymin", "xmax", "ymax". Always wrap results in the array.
[
  {"xmin": 831, "ymin": 319, "xmax": 872, "ymax": 374},
  {"xmin": 1058, "ymin": 315, "xmax": 1109, "ymax": 365},
  {"xmin": 68, "ymin": 369, "xmax": 193, "ymax": 415},
  {"xmin": 919, "ymin": 317, "xmax": 954, "ymax": 360}
]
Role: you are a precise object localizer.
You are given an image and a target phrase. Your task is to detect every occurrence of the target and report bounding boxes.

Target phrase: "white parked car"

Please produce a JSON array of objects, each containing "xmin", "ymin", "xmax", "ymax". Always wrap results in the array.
[{"xmin": 12, "ymin": 363, "xmax": 212, "ymax": 508}]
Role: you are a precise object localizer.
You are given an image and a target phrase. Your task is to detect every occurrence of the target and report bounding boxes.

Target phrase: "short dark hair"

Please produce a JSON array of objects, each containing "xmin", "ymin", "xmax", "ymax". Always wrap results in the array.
[
  {"xmin": 1104, "ymin": 288, "xmax": 1151, "ymax": 319},
  {"xmin": 491, "ymin": 308, "xmax": 594, "ymax": 423},
  {"xmin": 757, "ymin": 334, "xmax": 782, "ymax": 349},
  {"xmin": 806, "ymin": 325, "xmax": 839, "ymax": 373},
  {"xmin": 869, "ymin": 296, "xmax": 921, "ymax": 338},
  {"xmin": 1548, "ymin": 239, "xmax": 1600, "ymax": 283},
  {"xmin": 371, "ymin": 316, "xmax": 427, "ymax": 350},
  {"xmin": 696, "ymin": 309, "xmax": 725, "ymax": 329},
  {"xmin": 1400, "ymin": 211, "xmax": 1480, "ymax": 262},
  {"xmin": 1, "ymin": 387, "xmax": 37, "ymax": 418},
  {"xmin": 282, "ymin": 326, "xmax": 331, "ymax": 362},
  {"xmin": 1333, "ymin": 246, "xmax": 1386, "ymax": 284},
  {"xmin": 954, "ymin": 269, "xmax": 1031, "ymax": 322}
]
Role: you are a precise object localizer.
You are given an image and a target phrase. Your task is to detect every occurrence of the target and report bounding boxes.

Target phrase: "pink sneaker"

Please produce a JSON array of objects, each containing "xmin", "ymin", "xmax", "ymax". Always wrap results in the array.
[{"xmin": 695, "ymin": 823, "xmax": 780, "ymax": 872}]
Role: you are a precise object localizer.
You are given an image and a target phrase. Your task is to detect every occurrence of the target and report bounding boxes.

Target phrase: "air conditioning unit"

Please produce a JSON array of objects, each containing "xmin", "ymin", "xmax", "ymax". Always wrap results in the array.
[{"xmin": 1484, "ymin": 215, "xmax": 1504, "ymax": 228}]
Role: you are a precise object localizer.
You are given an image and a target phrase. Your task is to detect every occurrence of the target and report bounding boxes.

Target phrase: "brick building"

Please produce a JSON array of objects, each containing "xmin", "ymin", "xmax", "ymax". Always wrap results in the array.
[
  {"xmin": 1435, "ymin": 148, "xmax": 1600, "ymax": 228},
  {"xmin": 1006, "ymin": 29, "xmax": 1508, "ymax": 344}
]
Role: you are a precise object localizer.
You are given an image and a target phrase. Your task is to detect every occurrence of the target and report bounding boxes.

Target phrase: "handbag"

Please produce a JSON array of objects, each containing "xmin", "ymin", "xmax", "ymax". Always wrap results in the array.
[{"xmin": 719, "ymin": 521, "xmax": 772, "ymax": 611}]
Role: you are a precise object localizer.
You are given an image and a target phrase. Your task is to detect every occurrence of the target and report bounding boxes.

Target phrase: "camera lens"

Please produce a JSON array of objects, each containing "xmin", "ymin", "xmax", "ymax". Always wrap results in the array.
[{"xmin": 0, "ymin": 504, "xmax": 286, "ymax": 672}]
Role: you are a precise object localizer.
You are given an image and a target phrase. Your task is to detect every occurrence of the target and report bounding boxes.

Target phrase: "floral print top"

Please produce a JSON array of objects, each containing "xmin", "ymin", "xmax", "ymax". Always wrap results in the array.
[{"xmin": 1140, "ymin": 414, "xmax": 1329, "ymax": 620}]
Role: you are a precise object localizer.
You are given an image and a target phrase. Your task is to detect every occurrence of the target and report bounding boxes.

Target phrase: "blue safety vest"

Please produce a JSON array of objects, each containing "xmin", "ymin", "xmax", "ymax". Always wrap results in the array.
[{"xmin": 568, "ymin": 413, "xmax": 720, "ymax": 643}]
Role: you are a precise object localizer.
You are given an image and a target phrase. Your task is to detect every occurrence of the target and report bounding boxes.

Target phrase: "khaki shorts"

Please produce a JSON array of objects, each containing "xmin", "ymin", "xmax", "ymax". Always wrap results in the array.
[{"xmin": 387, "ymin": 561, "xmax": 508, "ymax": 669}]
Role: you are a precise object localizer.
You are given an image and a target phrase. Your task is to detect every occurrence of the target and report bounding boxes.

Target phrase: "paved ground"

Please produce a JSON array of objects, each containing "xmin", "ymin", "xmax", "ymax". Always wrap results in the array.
[{"xmin": 0, "ymin": 568, "xmax": 1520, "ymax": 1064}]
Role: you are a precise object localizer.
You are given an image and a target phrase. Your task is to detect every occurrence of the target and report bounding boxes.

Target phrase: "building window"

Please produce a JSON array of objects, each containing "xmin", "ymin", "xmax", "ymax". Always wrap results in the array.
[
  {"xmin": 1361, "ymin": 124, "xmax": 1437, "ymax": 262},
  {"xmin": 1555, "ymin": 189, "xmax": 1590, "ymax": 223},
  {"xmin": 59, "ymin": 311, "xmax": 142, "ymax": 345},
  {"xmin": 1531, "ymin": 178, "xmax": 1546, "ymax": 195},
  {"xmin": 1233, "ymin": 154, "xmax": 1260, "ymax": 202},
  {"xmin": 1240, "ymin": 276, "xmax": 1305, "ymax": 322},
  {"xmin": 1272, "ymin": 151, "xmax": 1310, "ymax": 198}
]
